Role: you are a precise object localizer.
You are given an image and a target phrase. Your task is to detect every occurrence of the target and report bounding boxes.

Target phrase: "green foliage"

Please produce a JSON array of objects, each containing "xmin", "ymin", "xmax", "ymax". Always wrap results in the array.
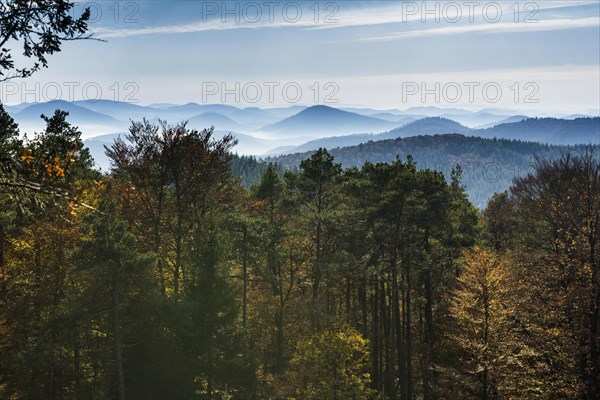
[
  {"xmin": 180, "ymin": 220, "xmax": 257, "ymax": 398},
  {"xmin": 74, "ymin": 198, "xmax": 154, "ymax": 290},
  {"xmin": 2, "ymin": 4, "xmax": 598, "ymax": 398},
  {"xmin": 270, "ymin": 134, "xmax": 595, "ymax": 208},
  {"xmin": 0, "ymin": 3, "xmax": 490, "ymax": 400},
  {"xmin": 2, "ymin": 81, "xmax": 595, "ymax": 400},
  {"xmin": 73, "ymin": 197, "xmax": 158, "ymax": 399},
  {"xmin": 482, "ymin": 191, "xmax": 516, "ymax": 252},
  {"xmin": 230, "ymin": 155, "xmax": 286, "ymax": 188}
]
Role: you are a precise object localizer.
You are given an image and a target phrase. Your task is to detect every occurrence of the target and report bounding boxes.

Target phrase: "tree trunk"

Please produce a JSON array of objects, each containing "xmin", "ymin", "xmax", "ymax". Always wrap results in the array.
[
  {"xmin": 0, "ymin": 222, "xmax": 4, "ymax": 268},
  {"xmin": 423, "ymin": 268, "xmax": 435, "ymax": 400},
  {"xmin": 345, "ymin": 277, "xmax": 351, "ymax": 324},
  {"xmin": 275, "ymin": 305, "xmax": 284, "ymax": 373},
  {"xmin": 73, "ymin": 326, "xmax": 81, "ymax": 400},
  {"xmin": 153, "ymin": 223, "xmax": 166, "ymax": 300},
  {"xmin": 359, "ymin": 278, "xmax": 368, "ymax": 336},
  {"xmin": 392, "ymin": 251, "xmax": 404, "ymax": 400},
  {"xmin": 112, "ymin": 276, "xmax": 126, "ymax": 400},
  {"xmin": 405, "ymin": 256, "xmax": 413, "ymax": 400},
  {"xmin": 312, "ymin": 218, "xmax": 322, "ymax": 331},
  {"xmin": 371, "ymin": 280, "xmax": 381, "ymax": 391},
  {"xmin": 242, "ymin": 228, "xmax": 248, "ymax": 328},
  {"xmin": 174, "ymin": 233, "xmax": 181, "ymax": 295},
  {"xmin": 587, "ymin": 236, "xmax": 599, "ymax": 399},
  {"xmin": 381, "ymin": 278, "xmax": 393, "ymax": 397},
  {"xmin": 588, "ymin": 284, "xmax": 599, "ymax": 399},
  {"xmin": 401, "ymin": 280, "xmax": 408, "ymax": 400},
  {"xmin": 483, "ymin": 272, "xmax": 490, "ymax": 400}
]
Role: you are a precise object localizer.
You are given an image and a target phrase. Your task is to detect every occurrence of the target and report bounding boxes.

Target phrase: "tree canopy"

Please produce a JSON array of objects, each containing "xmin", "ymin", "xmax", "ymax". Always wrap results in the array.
[{"xmin": 0, "ymin": 0, "xmax": 92, "ymax": 80}]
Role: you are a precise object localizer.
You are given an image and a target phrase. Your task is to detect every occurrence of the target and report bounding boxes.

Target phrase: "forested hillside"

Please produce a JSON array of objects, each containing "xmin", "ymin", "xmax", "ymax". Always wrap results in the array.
[
  {"xmin": 2, "ymin": 104, "xmax": 599, "ymax": 399},
  {"xmin": 479, "ymin": 116, "xmax": 600, "ymax": 144},
  {"xmin": 1, "ymin": 2, "xmax": 599, "ymax": 399},
  {"xmin": 270, "ymin": 134, "xmax": 593, "ymax": 208},
  {"xmin": 274, "ymin": 116, "xmax": 599, "ymax": 155}
]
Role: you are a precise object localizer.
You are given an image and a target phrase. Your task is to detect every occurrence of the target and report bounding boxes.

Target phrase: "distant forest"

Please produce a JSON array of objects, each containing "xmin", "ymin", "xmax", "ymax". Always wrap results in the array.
[{"xmin": 267, "ymin": 134, "xmax": 595, "ymax": 208}]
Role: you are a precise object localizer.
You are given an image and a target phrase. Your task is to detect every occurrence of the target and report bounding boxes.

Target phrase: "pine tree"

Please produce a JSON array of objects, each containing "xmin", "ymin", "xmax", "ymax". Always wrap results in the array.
[{"xmin": 73, "ymin": 197, "xmax": 155, "ymax": 400}]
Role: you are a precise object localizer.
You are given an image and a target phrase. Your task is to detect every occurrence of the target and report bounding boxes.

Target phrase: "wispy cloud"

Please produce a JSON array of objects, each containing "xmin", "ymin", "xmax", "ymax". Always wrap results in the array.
[
  {"xmin": 92, "ymin": 1, "xmax": 598, "ymax": 39},
  {"xmin": 360, "ymin": 17, "xmax": 600, "ymax": 42},
  {"xmin": 308, "ymin": 0, "xmax": 599, "ymax": 30},
  {"xmin": 92, "ymin": 20, "xmax": 269, "ymax": 39}
]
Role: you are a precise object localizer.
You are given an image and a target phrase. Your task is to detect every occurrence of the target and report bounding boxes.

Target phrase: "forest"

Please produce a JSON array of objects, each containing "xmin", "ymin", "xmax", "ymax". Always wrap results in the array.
[
  {"xmin": 1, "ymin": 109, "xmax": 599, "ymax": 399},
  {"xmin": 1, "ymin": 1, "xmax": 599, "ymax": 399},
  {"xmin": 269, "ymin": 134, "xmax": 595, "ymax": 208}
]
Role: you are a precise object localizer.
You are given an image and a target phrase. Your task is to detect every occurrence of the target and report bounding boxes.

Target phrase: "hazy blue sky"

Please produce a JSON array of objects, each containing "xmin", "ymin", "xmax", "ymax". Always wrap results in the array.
[{"xmin": 3, "ymin": 0, "xmax": 599, "ymax": 112}]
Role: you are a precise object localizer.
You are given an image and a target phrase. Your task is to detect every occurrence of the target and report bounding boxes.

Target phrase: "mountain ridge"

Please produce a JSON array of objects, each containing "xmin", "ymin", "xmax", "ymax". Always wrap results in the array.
[
  {"xmin": 268, "ymin": 133, "xmax": 596, "ymax": 208},
  {"xmin": 269, "ymin": 116, "xmax": 599, "ymax": 154},
  {"xmin": 258, "ymin": 105, "xmax": 399, "ymax": 138}
]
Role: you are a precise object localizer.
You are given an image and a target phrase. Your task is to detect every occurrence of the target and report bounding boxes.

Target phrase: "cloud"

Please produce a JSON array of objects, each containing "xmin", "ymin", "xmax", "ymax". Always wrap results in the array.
[
  {"xmin": 307, "ymin": 0, "xmax": 599, "ymax": 31},
  {"xmin": 91, "ymin": 1, "xmax": 599, "ymax": 39},
  {"xmin": 93, "ymin": 20, "xmax": 266, "ymax": 39},
  {"xmin": 359, "ymin": 17, "xmax": 600, "ymax": 42}
]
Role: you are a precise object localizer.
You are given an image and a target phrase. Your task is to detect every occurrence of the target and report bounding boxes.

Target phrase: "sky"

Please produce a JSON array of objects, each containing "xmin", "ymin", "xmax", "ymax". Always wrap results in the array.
[{"xmin": 2, "ymin": 0, "xmax": 599, "ymax": 113}]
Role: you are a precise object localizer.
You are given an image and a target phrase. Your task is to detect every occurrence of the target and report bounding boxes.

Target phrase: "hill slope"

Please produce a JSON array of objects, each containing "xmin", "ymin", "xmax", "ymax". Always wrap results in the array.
[
  {"xmin": 73, "ymin": 100, "xmax": 159, "ymax": 121},
  {"xmin": 259, "ymin": 105, "xmax": 397, "ymax": 137},
  {"xmin": 479, "ymin": 117, "xmax": 600, "ymax": 144},
  {"xmin": 15, "ymin": 100, "xmax": 122, "ymax": 125},
  {"xmin": 266, "ymin": 117, "xmax": 472, "ymax": 154},
  {"xmin": 13, "ymin": 100, "xmax": 127, "ymax": 137},
  {"xmin": 186, "ymin": 112, "xmax": 243, "ymax": 132},
  {"xmin": 269, "ymin": 134, "xmax": 594, "ymax": 208},
  {"xmin": 268, "ymin": 117, "xmax": 599, "ymax": 155}
]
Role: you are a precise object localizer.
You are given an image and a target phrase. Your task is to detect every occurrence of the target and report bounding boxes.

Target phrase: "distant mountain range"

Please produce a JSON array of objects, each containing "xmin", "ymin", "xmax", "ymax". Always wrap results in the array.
[
  {"xmin": 270, "ymin": 116, "xmax": 599, "ymax": 154},
  {"xmin": 26, "ymin": 99, "xmax": 590, "ymax": 207},
  {"xmin": 5, "ymin": 100, "xmax": 598, "ymax": 160}
]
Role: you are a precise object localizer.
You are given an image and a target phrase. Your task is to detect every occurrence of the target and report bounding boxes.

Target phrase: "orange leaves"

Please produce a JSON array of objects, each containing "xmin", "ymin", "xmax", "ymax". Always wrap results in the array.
[
  {"xmin": 44, "ymin": 159, "xmax": 64, "ymax": 178},
  {"xmin": 19, "ymin": 148, "xmax": 34, "ymax": 166},
  {"xmin": 20, "ymin": 146, "xmax": 79, "ymax": 180}
]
